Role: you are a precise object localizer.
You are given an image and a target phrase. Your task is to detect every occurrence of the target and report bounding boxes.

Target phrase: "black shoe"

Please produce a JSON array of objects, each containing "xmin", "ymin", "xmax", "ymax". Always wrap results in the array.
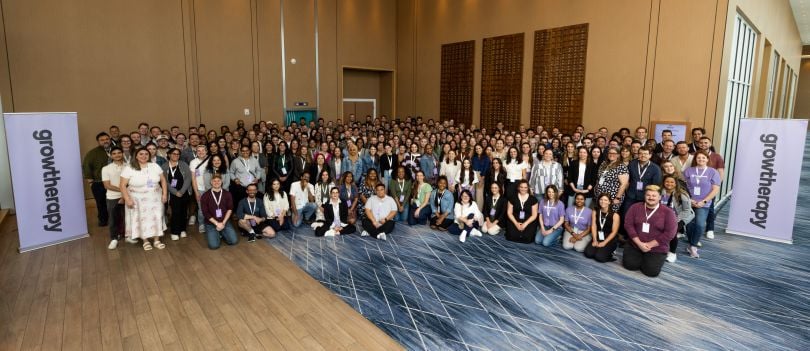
[
  {"xmin": 248, "ymin": 233, "xmax": 256, "ymax": 242},
  {"xmin": 98, "ymin": 221, "xmax": 108, "ymax": 227}
]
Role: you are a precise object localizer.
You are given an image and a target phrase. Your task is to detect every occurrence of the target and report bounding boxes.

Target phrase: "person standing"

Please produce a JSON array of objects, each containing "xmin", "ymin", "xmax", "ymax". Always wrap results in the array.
[
  {"xmin": 119, "ymin": 147, "xmax": 168, "ymax": 250},
  {"xmin": 82, "ymin": 132, "xmax": 112, "ymax": 226},
  {"xmin": 229, "ymin": 145, "xmax": 262, "ymax": 207},
  {"xmin": 683, "ymin": 151, "xmax": 721, "ymax": 258},
  {"xmin": 162, "ymin": 148, "xmax": 192, "ymax": 241},
  {"xmin": 101, "ymin": 146, "xmax": 125, "ymax": 249},
  {"xmin": 199, "ymin": 175, "xmax": 239, "ymax": 249},
  {"xmin": 623, "ymin": 147, "xmax": 662, "ymax": 215},
  {"xmin": 189, "ymin": 144, "xmax": 209, "ymax": 232},
  {"xmin": 622, "ymin": 186, "xmax": 678, "ymax": 277},
  {"xmin": 361, "ymin": 184, "xmax": 398, "ymax": 240}
]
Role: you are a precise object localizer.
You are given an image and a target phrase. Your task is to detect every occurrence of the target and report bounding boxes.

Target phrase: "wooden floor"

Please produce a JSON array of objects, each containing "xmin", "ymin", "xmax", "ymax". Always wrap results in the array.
[{"xmin": 0, "ymin": 208, "xmax": 403, "ymax": 351}]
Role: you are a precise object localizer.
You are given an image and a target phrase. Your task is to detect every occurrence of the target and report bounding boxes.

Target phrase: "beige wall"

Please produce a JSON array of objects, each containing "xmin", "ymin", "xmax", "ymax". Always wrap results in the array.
[
  {"xmin": 795, "ymin": 59, "xmax": 810, "ymax": 120},
  {"xmin": 0, "ymin": 0, "xmax": 398, "ymax": 154},
  {"xmin": 396, "ymin": 0, "xmax": 734, "ymax": 135}
]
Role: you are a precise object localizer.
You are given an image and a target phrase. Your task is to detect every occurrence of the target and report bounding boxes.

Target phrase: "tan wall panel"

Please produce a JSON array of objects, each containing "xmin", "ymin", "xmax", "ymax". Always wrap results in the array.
[
  {"xmin": 396, "ymin": 0, "xmax": 416, "ymax": 117},
  {"xmin": 343, "ymin": 70, "xmax": 381, "ymax": 100},
  {"xmin": 194, "ymin": 0, "xmax": 255, "ymax": 129},
  {"xmin": 257, "ymin": 0, "xmax": 284, "ymax": 123},
  {"xmin": 284, "ymin": 0, "xmax": 317, "ymax": 109},
  {"xmin": 338, "ymin": 0, "xmax": 397, "ymax": 70},
  {"xmin": 380, "ymin": 71, "xmax": 394, "ymax": 117},
  {"xmin": 318, "ymin": 0, "xmax": 339, "ymax": 119},
  {"xmin": 648, "ymin": 0, "xmax": 719, "ymax": 129},
  {"xmin": 2, "ymin": 0, "xmax": 188, "ymax": 154},
  {"xmin": 794, "ymin": 59, "xmax": 810, "ymax": 120}
]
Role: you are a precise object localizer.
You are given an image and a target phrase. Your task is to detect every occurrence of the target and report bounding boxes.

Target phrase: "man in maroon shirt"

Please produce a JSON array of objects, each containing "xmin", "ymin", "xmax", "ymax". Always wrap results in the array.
[
  {"xmin": 200, "ymin": 175, "xmax": 239, "ymax": 249},
  {"xmin": 623, "ymin": 185, "xmax": 677, "ymax": 277}
]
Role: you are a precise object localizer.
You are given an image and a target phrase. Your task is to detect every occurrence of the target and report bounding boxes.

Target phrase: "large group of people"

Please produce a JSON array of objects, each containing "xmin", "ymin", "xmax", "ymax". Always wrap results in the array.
[{"xmin": 82, "ymin": 116, "xmax": 724, "ymax": 277}]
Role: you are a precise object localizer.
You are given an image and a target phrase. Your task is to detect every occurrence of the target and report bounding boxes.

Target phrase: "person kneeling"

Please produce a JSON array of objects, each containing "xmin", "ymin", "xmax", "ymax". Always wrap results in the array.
[
  {"xmin": 562, "ymin": 193, "xmax": 593, "ymax": 252},
  {"xmin": 200, "ymin": 175, "xmax": 238, "ymax": 249},
  {"xmin": 314, "ymin": 187, "xmax": 357, "ymax": 237},
  {"xmin": 448, "ymin": 190, "xmax": 483, "ymax": 242},
  {"xmin": 361, "ymin": 184, "xmax": 397, "ymax": 240},
  {"xmin": 622, "ymin": 185, "xmax": 677, "ymax": 277},
  {"xmin": 429, "ymin": 176, "xmax": 455, "ymax": 231},
  {"xmin": 481, "ymin": 183, "xmax": 506, "ymax": 235},
  {"xmin": 236, "ymin": 183, "xmax": 272, "ymax": 242},
  {"xmin": 584, "ymin": 194, "xmax": 620, "ymax": 262}
]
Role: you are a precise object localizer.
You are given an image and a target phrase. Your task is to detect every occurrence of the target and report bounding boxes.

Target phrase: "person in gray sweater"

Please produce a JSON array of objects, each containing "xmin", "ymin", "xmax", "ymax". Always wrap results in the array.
[
  {"xmin": 660, "ymin": 175, "xmax": 695, "ymax": 263},
  {"xmin": 162, "ymin": 148, "xmax": 193, "ymax": 240}
]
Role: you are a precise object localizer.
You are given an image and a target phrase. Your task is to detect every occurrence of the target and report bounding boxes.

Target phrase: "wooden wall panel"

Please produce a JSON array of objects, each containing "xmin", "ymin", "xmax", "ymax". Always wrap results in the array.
[
  {"xmin": 439, "ymin": 40, "xmax": 474, "ymax": 127},
  {"xmin": 480, "ymin": 33, "xmax": 524, "ymax": 131},
  {"xmin": 530, "ymin": 23, "xmax": 588, "ymax": 134}
]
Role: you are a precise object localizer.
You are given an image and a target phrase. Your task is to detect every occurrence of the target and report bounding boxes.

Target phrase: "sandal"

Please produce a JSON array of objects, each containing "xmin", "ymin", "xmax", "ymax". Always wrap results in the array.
[
  {"xmin": 153, "ymin": 240, "xmax": 166, "ymax": 250},
  {"xmin": 143, "ymin": 242, "xmax": 153, "ymax": 251}
]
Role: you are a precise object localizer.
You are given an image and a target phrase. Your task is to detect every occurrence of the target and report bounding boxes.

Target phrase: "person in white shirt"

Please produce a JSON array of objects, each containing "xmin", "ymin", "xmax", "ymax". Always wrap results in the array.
[
  {"xmin": 101, "ymin": 146, "xmax": 126, "ymax": 249},
  {"xmin": 188, "ymin": 145, "xmax": 209, "ymax": 231},
  {"xmin": 504, "ymin": 147, "xmax": 528, "ymax": 198},
  {"xmin": 439, "ymin": 150, "xmax": 461, "ymax": 189},
  {"xmin": 289, "ymin": 172, "xmax": 317, "ymax": 227},
  {"xmin": 361, "ymin": 184, "xmax": 398, "ymax": 240},
  {"xmin": 454, "ymin": 158, "xmax": 479, "ymax": 199},
  {"xmin": 263, "ymin": 179, "xmax": 290, "ymax": 234},
  {"xmin": 448, "ymin": 190, "xmax": 484, "ymax": 243}
]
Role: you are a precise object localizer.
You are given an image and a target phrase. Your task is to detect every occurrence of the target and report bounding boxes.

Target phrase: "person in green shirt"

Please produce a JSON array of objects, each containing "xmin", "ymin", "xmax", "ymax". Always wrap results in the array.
[
  {"xmin": 408, "ymin": 170, "xmax": 434, "ymax": 225},
  {"xmin": 82, "ymin": 132, "xmax": 112, "ymax": 226},
  {"xmin": 389, "ymin": 166, "xmax": 412, "ymax": 222}
]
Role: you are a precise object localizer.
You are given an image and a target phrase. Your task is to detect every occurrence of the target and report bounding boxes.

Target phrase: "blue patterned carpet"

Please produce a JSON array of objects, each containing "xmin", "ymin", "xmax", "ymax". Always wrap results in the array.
[{"xmin": 267, "ymin": 142, "xmax": 810, "ymax": 350}]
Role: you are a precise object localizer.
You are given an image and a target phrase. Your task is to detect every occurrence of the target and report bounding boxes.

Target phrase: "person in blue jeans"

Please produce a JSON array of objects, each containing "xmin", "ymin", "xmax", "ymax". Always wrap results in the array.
[
  {"xmin": 683, "ymin": 151, "xmax": 721, "ymax": 258},
  {"xmin": 536, "ymin": 184, "xmax": 566, "ymax": 246},
  {"xmin": 200, "ymin": 175, "xmax": 238, "ymax": 250},
  {"xmin": 429, "ymin": 176, "xmax": 455, "ymax": 231},
  {"xmin": 409, "ymin": 171, "xmax": 433, "ymax": 225}
]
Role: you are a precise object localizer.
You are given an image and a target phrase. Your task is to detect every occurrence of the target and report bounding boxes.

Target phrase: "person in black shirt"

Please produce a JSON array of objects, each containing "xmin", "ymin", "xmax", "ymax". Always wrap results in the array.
[{"xmin": 481, "ymin": 183, "xmax": 506, "ymax": 235}]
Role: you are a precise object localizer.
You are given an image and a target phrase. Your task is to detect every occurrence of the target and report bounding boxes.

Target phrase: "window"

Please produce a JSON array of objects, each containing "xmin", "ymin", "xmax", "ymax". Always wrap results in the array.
[
  {"xmin": 764, "ymin": 51, "xmax": 779, "ymax": 117},
  {"xmin": 718, "ymin": 14, "xmax": 757, "ymax": 200},
  {"xmin": 787, "ymin": 71, "xmax": 798, "ymax": 118}
]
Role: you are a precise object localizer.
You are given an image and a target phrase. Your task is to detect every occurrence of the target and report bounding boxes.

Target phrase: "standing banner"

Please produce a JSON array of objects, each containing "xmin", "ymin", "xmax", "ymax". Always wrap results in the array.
[
  {"xmin": 4, "ymin": 112, "xmax": 89, "ymax": 252},
  {"xmin": 727, "ymin": 118, "xmax": 808, "ymax": 244}
]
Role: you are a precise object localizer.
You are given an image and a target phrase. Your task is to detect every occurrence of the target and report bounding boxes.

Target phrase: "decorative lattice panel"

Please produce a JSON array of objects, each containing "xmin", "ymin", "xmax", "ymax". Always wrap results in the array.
[
  {"xmin": 440, "ymin": 40, "xmax": 475, "ymax": 127},
  {"xmin": 480, "ymin": 33, "xmax": 524, "ymax": 131}
]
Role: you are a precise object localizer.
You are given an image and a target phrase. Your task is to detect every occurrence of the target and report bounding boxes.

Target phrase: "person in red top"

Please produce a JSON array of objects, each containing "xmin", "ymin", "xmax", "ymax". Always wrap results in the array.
[{"xmin": 623, "ymin": 185, "xmax": 677, "ymax": 277}]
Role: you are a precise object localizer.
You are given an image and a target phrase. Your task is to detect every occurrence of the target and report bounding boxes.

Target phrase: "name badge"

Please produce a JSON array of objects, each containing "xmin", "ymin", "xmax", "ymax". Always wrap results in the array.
[
  {"xmin": 642, "ymin": 222, "xmax": 650, "ymax": 233},
  {"xmin": 195, "ymin": 169, "xmax": 201, "ymax": 176},
  {"xmin": 246, "ymin": 174, "xmax": 254, "ymax": 183},
  {"xmin": 693, "ymin": 186, "xmax": 701, "ymax": 196},
  {"xmin": 636, "ymin": 181, "xmax": 644, "ymax": 191},
  {"xmin": 170, "ymin": 179, "xmax": 178, "ymax": 188},
  {"xmin": 399, "ymin": 195, "xmax": 405, "ymax": 202},
  {"xmin": 275, "ymin": 208, "xmax": 281, "ymax": 216},
  {"xmin": 433, "ymin": 168, "xmax": 438, "ymax": 176},
  {"xmin": 281, "ymin": 167, "xmax": 287, "ymax": 174},
  {"xmin": 490, "ymin": 209, "xmax": 496, "ymax": 217},
  {"xmin": 215, "ymin": 208, "xmax": 223, "ymax": 218},
  {"xmin": 346, "ymin": 200, "xmax": 352, "ymax": 207},
  {"xmin": 597, "ymin": 230, "xmax": 605, "ymax": 241},
  {"xmin": 147, "ymin": 179, "xmax": 155, "ymax": 188},
  {"xmin": 519, "ymin": 211, "xmax": 525, "ymax": 220},
  {"xmin": 249, "ymin": 219, "xmax": 256, "ymax": 226},
  {"xmin": 385, "ymin": 170, "xmax": 392, "ymax": 177},
  {"xmin": 599, "ymin": 177, "xmax": 605, "ymax": 185}
]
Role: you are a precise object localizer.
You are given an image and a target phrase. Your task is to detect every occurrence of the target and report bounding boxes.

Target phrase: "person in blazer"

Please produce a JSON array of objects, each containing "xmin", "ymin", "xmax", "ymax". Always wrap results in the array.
[
  {"xmin": 314, "ymin": 187, "xmax": 357, "ymax": 237},
  {"xmin": 162, "ymin": 148, "xmax": 193, "ymax": 241},
  {"xmin": 293, "ymin": 145, "xmax": 313, "ymax": 183},
  {"xmin": 565, "ymin": 147, "xmax": 598, "ymax": 209}
]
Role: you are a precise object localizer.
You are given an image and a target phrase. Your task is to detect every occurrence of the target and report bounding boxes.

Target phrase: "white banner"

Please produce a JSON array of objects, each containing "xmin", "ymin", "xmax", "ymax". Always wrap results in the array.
[
  {"xmin": 4, "ymin": 112, "xmax": 88, "ymax": 252},
  {"xmin": 726, "ymin": 118, "xmax": 807, "ymax": 244}
]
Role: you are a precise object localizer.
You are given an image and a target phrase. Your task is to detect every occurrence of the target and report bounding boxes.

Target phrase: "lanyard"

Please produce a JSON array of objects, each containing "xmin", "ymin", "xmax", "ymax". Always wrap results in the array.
[
  {"xmin": 169, "ymin": 165, "xmax": 178, "ymax": 178},
  {"xmin": 492, "ymin": 196, "xmax": 498, "ymax": 209},
  {"xmin": 598, "ymin": 210, "xmax": 607, "ymax": 230},
  {"xmin": 545, "ymin": 200, "xmax": 553, "ymax": 217},
  {"xmin": 437, "ymin": 190, "xmax": 445, "ymax": 211},
  {"xmin": 247, "ymin": 199, "xmax": 256, "ymax": 215},
  {"xmin": 694, "ymin": 167, "xmax": 708, "ymax": 184},
  {"xmin": 571, "ymin": 207, "xmax": 584, "ymax": 225},
  {"xmin": 518, "ymin": 194, "xmax": 528, "ymax": 211},
  {"xmin": 637, "ymin": 162, "xmax": 650, "ymax": 179},
  {"xmin": 398, "ymin": 180, "xmax": 405, "ymax": 194},
  {"xmin": 644, "ymin": 204, "xmax": 660, "ymax": 224},
  {"xmin": 241, "ymin": 158, "xmax": 250, "ymax": 172},
  {"xmin": 387, "ymin": 155, "xmax": 392, "ymax": 166},
  {"xmin": 212, "ymin": 190, "xmax": 223, "ymax": 209}
]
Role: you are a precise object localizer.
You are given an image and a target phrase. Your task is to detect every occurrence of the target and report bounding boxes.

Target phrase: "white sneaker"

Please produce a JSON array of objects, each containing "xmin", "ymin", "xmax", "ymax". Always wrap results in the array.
[
  {"xmin": 171, "ymin": 234, "xmax": 180, "ymax": 241},
  {"xmin": 108, "ymin": 239, "xmax": 118, "ymax": 250},
  {"xmin": 677, "ymin": 233, "xmax": 686, "ymax": 239},
  {"xmin": 377, "ymin": 232, "xmax": 387, "ymax": 241},
  {"xmin": 706, "ymin": 230, "xmax": 715, "ymax": 239},
  {"xmin": 459, "ymin": 230, "xmax": 467, "ymax": 243},
  {"xmin": 666, "ymin": 252, "xmax": 677, "ymax": 263},
  {"xmin": 198, "ymin": 225, "xmax": 205, "ymax": 233},
  {"xmin": 361, "ymin": 231, "xmax": 370, "ymax": 237},
  {"xmin": 324, "ymin": 229, "xmax": 336, "ymax": 237},
  {"xmin": 125, "ymin": 237, "xmax": 139, "ymax": 244},
  {"xmin": 180, "ymin": 231, "xmax": 187, "ymax": 238},
  {"xmin": 470, "ymin": 228, "xmax": 482, "ymax": 237},
  {"xmin": 188, "ymin": 215, "xmax": 196, "ymax": 225}
]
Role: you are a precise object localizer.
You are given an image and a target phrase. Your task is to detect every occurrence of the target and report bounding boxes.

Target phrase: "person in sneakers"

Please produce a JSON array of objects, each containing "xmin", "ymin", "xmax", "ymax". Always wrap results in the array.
[
  {"xmin": 584, "ymin": 193, "xmax": 620, "ymax": 262},
  {"xmin": 236, "ymin": 183, "xmax": 269, "ymax": 242},
  {"xmin": 481, "ymin": 182, "xmax": 506, "ymax": 235},
  {"xmin": 694, "ymin": 136, "xmax": 725, "ymax": 240},
  {"xmin": 449, "ymin": 190, "xmax": 484, "ymax": 242},
  {"xmin": 314, "ymin": 187, "xmax": 356, "ymax": 237},
  {"xmin": 189, "ymin": 144, "xmax": 209, "ymax": 232},
  {"xmin": 361, "ymin": 184, "xmax": 397, "ymax": 240},
  {"xmin": 429, "ymin": 176, "xmax": 455, "ymax": 231},
  {"xmin": 102, "ymin": 146, "xmax": 126, "ymax": 249},
  {"xmin": 200, "ymin": 174, "xmax": 238, "ymax": 249},
  {"xmin": 162, "ymin": 148, "xmax": 191, "ymax": 241},
  {"xmin": 622, "ymin": 185, "xmax": 678, "ymax": 277},
  {"xmin": 289, "ymin": 172, "xmax": 317, "ymax": 227},
  {"xmin": 683, "ymin": 151, "xmax": 720, "ymax": 258},
  {"xmin": 660, "ymin": 175, "xmax": 694, "ymax": 262},
  {"xmin": 562, "ymin": 193, "xmax": 592, "ymax": 252}
]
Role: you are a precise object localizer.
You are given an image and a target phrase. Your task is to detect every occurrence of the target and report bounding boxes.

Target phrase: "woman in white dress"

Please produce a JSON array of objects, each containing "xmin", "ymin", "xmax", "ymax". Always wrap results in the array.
[{"xmin": 120, "ymin": 147, "xmax": 168, "ymax": 250}]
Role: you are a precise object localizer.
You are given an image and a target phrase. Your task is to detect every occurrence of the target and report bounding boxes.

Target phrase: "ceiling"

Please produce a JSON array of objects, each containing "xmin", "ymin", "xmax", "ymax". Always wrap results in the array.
[{"xmin": 790, "ymin": 0, "xmax": 810, "ymax": 45}]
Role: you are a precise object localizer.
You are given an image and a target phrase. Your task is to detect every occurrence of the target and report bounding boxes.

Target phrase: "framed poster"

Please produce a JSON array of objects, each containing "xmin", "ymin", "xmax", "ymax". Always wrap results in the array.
[{"xmin": 650, "ymin": 121, "xmax": 691, "ymax": 143}]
